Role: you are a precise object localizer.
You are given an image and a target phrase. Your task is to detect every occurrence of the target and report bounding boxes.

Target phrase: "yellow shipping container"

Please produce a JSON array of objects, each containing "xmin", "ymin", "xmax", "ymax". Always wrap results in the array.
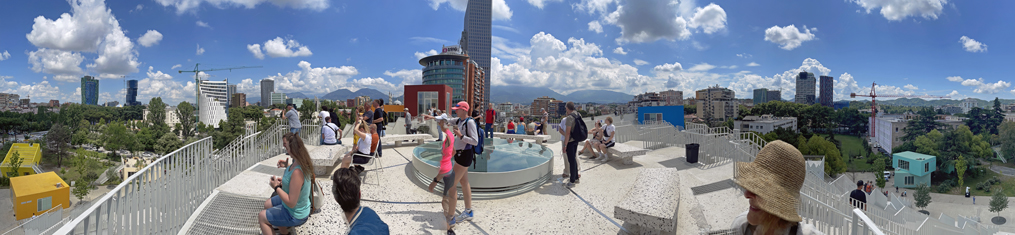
[{"xmin": 11, "ymin": 172, "xmax": 70, "ymax": 220}]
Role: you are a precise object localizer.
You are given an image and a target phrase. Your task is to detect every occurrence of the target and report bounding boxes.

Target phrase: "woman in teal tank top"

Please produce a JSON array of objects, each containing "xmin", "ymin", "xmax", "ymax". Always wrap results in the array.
[{"xmin": 259, "ymin": 133, "xmax": 317, "ymax": 235}]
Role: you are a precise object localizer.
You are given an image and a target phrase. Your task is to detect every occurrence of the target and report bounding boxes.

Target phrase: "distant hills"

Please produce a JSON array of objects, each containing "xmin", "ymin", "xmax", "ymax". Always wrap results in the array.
[
  {"xmin": 490, "ymin": 85, "xmax": 633, "ymax": 104},
  {"xmin": 245, "ymin": 88, "xmax": 397, "ymax": 106}
]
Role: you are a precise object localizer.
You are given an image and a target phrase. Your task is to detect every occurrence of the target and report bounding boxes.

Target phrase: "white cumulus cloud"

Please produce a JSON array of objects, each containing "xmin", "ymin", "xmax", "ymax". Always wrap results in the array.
[
  {"xmin": 527, "ymin": 0, "xmax": 562, "ymax": 9},
  {"xmin": 946, "ymin": 76, "xmax": 1010, "ymax": 94},
  {"xmin": 415, "ymin": 50, "xmax": 439, "ymax": 60},
  {"xmin": 654, "ymin": 62, "xmax": 683, "ymax": 72},
  {"xmin": 764, "ymin": 25, "xmax": 817, "ymax": 50},
  {"xmin": 0, "ymin": 51, "xmax": 10, "ymax": 61},
  {"xmin": 268, "ymin": 61, "xmax": 359, "ymax": 94},
  {"xmin": 196, "ymin": 20, "xmax": 211, "ymax": 28},
  {"xmin": 137, "ymin": 30, "xmax": 163, "ymax": 47},
  {"xmin": 28, "ymin": 49, "xmax": 85, "ymax": 81},
  {"xmin": 959, "ymin": 36, "xmax": 987, "ymax": 53},
  {"xmin": 904, "ymin": 84, "xmax": 918, "ymax": 90},
  {"xmin": 612, "ymin": 47, "xmax": 627, "ymax": 55},
  {"xmin": 428, "ymin": 0, "xmax": 512, "ymax": 21},
  {"xmin": 196, "ymin": 44, "xmax": 205, "ymax": 55},
  {"xmin": 633, "ymin": 59, "xmax": 649, "ymax": 66},
  {"xmin": 849, "ymin": 0, "xmax": 947, "ymax": 21},
  {"xmin": 387, "ymin": 69, "xmax": 423, "ymax": 94},
  {"xmin": 156, "ymin": 0, "xmax": 329, "ymax": 14},
  {"xmin": 171, "ymin": 64, "xmax": 182, "ymax": 70},
  {"xmin": 588, "ymin": 21, "xmax": 603, "ymax": 33},
  {"xmin": 688, "ymin": 3, "xmax": 727, "ymax": 34},
  {"xmin": 247, "ymin": 44, "xmax": 264, "ymax": 59},
  {"xmin": 247, "ymin": 37, "xmax": 313, "ymax": 58},
  {"xmin": 747, "ymin": 62, "xmax": 760, "ymax": 67},
  {"xmin": 26, "ymin": 0, "xmax": 139, "ymax": 78}
]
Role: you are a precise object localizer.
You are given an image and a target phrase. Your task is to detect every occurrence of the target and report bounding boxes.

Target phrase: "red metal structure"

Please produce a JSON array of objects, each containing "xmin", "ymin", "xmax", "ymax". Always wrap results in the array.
[{"xmin": 850, "ymin": 82, "xmax": 949, "ymax": 138}]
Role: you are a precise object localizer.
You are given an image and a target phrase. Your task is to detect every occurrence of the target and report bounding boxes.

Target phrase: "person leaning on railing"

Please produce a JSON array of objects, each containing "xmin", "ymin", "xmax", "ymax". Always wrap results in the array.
[
  {"xmin": 731, "ymin": 140, "xmax": 824, "ymax": 235},
  {"xmin": 259, "ymin": 133, "xmax": 316, "ymax": 235}
]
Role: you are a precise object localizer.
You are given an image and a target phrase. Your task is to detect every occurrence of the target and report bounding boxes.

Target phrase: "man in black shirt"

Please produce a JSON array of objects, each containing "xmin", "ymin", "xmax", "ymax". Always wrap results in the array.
[{"xmin": 849, "ymin": 180, "xmax": 867, "ymax": 211}]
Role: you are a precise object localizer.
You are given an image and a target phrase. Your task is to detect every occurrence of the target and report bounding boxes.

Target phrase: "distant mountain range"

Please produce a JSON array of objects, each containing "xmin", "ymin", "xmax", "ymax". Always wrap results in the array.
[
  {"xmin": 490, "ymin": 85, "xmax": 634, "ymax": 104},
  {"xmin": 245, "ymin": 88, "xmax": 398, "ymax": 106}
]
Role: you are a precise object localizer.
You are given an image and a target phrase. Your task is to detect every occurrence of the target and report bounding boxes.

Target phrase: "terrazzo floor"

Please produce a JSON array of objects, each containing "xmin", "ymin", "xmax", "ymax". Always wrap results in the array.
[{"xmin": 186, "ymin": 137, "xmax": 750, "ymax": 234}]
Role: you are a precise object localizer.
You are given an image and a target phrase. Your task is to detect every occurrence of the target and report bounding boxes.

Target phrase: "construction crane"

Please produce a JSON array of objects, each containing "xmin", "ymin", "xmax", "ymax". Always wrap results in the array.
[
  {"xmin": 850, "ymin": 82, "xmax": 949, "ymax": 141},
  {"xmin": 179, "ymin": 63, "xmax": 262, "ymax": 109}
]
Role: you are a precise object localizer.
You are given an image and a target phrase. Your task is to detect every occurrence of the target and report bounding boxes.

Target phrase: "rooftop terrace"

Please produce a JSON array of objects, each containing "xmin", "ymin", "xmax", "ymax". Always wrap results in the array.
[{"xmin": 41, "ymin": 115, "xmax": 1007, "ymax": 234}]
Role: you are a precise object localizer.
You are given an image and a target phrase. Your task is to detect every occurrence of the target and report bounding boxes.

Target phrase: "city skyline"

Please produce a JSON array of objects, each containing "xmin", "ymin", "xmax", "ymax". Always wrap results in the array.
[{"xmin": 0, "ymin": 0, "xmax": 1012, "ymax": 106}]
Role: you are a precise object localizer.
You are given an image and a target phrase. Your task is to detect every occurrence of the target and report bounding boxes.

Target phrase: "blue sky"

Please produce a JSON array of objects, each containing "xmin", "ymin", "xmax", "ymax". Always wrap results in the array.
[{"xmin": 0, "ymin": 0, "xmax": 1012, "ymax": 106}]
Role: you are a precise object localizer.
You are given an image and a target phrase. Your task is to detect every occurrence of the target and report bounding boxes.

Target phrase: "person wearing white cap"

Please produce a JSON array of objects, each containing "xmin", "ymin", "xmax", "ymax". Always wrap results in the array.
[
  {"xmin": 731, "ymin": 140, "xmax": 823, "ymax": 235},
  {"xmin": 420, "ymin": 101, "xmax": 479, "ymax": 225}
]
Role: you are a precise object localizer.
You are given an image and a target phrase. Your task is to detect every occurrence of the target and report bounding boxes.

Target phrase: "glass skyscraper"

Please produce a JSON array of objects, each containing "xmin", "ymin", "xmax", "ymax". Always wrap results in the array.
[
  {"xmin": 795, "ymin": 72, "xmax": 816, "ymax": 105},
  {"xmin": 126, "ymin": 79, "xmax": 139, "ymax": 106},
  {"xmin": 462, "ymin": 0, "xmax": 491, "ymax": 110},
  {"xmin": 81, "ymin": 76, "xmax": 99, "ymax": 106},
  {"xmin": 260, "ymin": 78, "xmax": 274, "ymax": 107}
]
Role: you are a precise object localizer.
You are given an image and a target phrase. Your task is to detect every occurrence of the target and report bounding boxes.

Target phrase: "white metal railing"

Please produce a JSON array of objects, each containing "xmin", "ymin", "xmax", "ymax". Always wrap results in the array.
[
  {"xmin": 54, "ymin": 122, "xmax": 291, "ymax": 235},
  {"xmin": 851, "ymin": 208, "xmax": 887, "ymax": 235},
  {"xmin": 54, "ymin": 137, "xmax": 214, "ymax": 234},
  {"xmin": 3, "ymin": 204, "xmax": 64, "ymax": 235}
]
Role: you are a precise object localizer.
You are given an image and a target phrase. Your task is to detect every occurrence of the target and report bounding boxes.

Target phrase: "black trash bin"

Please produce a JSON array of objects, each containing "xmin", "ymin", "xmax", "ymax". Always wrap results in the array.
[{"xmin": 686, "ymin": 143, "xmax": 699, "ymax": 163}]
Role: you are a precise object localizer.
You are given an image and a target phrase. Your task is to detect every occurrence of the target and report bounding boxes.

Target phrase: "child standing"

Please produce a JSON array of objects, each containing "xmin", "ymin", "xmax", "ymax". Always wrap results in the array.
[{"xmin": 427, "ymin": 116, "xmax": 458, "ymax": 234}]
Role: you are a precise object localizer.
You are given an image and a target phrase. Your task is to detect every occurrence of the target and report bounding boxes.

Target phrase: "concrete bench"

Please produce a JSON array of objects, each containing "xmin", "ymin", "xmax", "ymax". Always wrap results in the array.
[
  {"xmin": 607, "ymin": 143, "xmax": 649, "ymax": 165},
  {"xmin": 615, "ymin": 168, "xmax": 681, "ymax": 234},
  {"xmin": 309, "ymin": 144, "xmax": 349, "ymax": 176},
  {"xmin": 492, "ymin": 132, "xmax": 551, "ymax": 143},
  {"xmin": 384, "ymin": 134, "xmax": 432, "ymax": 147}
]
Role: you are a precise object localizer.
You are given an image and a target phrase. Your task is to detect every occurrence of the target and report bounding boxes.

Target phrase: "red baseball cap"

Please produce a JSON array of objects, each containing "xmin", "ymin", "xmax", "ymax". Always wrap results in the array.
[{"xmin": 451, "ymin": 101, "xmax": 470, "ymax": 111}]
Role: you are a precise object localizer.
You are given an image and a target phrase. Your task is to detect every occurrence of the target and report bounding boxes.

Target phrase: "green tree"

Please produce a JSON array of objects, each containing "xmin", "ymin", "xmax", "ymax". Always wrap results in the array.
[
  {"xmin": 799, "ymin": 135, "xmax": 846, "ymax": 176},
  {"xmin": 44, "ymin": 123, "xmax": 72, "ymax": 168},
  {"xmin": 147, "ymin": 97, "xmax": 167, "ymax": 127},
  {"xmin": 102, "ymin": 122, "xmax": 130, "ymax": 154},
  {"xmin": 72, "ymin": 179, "xmax": 90, "ymax": 200},
  {"xmin": 873, "ymin": 154, "xmax": 887, "ymax": 189},
  {"xmin": 990, "ymin": 189, "xmax": 1009, "ymax": 217},
  {"xmin": 902, "ymin": 108, "xmax": 939, "ymax": 142},
  {"xmin": 175, "ymin": 101, "xmax": 196, "ymax": 138},
  {"xmin": 154, "ymin": 132, "xmax": 183, "ymax": 155},
  {"xmin": 6, "ymin": 151, "xmax": 22, "ymax": 177},
  {"xmin": 914, "ymin": 183, "xmax": 932, "ymax": 210},
  {"xmin": 955, "ymin": 155, "xmax": 968, "ymax": 188},
  {"xmin": 212, "ymin": 108, "xmax": 248, "ymax": 149},
  {"xmin": 684, "ymin": 105, "xmax": 696, "ymax": 115},
  {"xmin": 1000, "ymin": 122, "xmax": 1015, "ymax": 160}
]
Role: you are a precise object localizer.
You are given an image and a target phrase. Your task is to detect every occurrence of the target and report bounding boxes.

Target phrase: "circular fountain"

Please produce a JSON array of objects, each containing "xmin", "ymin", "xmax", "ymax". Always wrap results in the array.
[{"xmin": 411, "ymin": 138, "xmax": 553, "ymax": 199}]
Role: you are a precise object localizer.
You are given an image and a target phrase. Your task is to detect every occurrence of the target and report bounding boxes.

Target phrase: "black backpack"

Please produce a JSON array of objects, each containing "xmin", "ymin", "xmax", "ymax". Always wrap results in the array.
[{"xmin": 570, "ymin": 113, "xmax": 588, "ymax": 142}]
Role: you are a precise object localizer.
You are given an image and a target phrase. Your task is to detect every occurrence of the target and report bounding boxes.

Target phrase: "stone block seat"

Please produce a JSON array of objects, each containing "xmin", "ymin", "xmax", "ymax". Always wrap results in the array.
[
  {"xmin": 383, "ymin": 134, "xmax": 432, "ymax": 147},
  {"xmin": 607, "ymin": 143, "xmax": 649, "ymax": 165},
  {"xmin": 615, "ymin": 168, "xmax": 681, "ymax": 234},
  {"xmin": 309, "ymin": 144, "xmax": 349, "ymax": 176},
  {"xmin": 491, "ymin": 132, "xmax": 551, "ymax": 143}
]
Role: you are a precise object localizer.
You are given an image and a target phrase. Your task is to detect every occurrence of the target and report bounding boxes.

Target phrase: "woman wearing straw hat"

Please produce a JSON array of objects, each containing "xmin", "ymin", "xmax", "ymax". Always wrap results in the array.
[{"xmin": 731, "ymin": 140, "xmax": 823, "ymax": 235}]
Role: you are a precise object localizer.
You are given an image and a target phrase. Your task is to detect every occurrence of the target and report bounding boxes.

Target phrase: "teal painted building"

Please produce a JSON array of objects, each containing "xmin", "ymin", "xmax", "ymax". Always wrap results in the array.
[{"xmin": 892, "ymin": 151, "xmax": 937, "ymax": 189}]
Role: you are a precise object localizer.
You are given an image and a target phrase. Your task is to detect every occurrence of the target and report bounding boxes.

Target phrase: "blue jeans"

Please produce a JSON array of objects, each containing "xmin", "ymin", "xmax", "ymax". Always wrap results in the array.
[
  {"xmin": 289, "ymin": 128, "xmax": 300, "ymax": 134},
  {"xmin": 265, "ymin": 196, "xmax": 307, "ymax": 227},
  {"xmin": 437, "ymin": 125, "xmax": 443, "ymax": 141},
  {"xmin": 485, "ymin": 123, "xmax": 493, "ymax": 137}
]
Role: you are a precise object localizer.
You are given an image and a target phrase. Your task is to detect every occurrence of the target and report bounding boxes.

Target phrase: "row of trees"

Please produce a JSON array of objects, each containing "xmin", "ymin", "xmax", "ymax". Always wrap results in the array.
[{"xmin": 739, "ymin": 101, "xmax": 870, "ymax": 137}]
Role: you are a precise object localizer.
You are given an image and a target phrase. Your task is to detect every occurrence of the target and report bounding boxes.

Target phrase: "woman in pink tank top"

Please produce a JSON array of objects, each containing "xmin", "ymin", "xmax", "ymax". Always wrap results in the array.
[{"xmin": 427, "ymin": 117, "xmax": 457, "ymax": 231}]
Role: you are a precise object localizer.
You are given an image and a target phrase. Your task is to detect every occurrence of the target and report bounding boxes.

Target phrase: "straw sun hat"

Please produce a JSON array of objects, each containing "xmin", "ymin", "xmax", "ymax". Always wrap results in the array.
[{"xmin": 734, "ymin": 140, "xmax": 806, "ymax": 222}]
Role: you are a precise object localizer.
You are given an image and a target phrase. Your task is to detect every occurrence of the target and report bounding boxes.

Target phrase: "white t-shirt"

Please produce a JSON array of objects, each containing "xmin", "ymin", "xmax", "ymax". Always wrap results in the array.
[
  {"xmin": 358, "ymin": 134, "xmax": 372, "ymax": 154},
  {"xmin": 557, "ymin": 117, "xmax": 568, "ymax": 141},
  {"xmin": 321, "ymin": 123, "xmax": 339, "ymax": 144},
  {"xmin": 603, "ymin": 124, "xmax": 616, "ymax": 143}
]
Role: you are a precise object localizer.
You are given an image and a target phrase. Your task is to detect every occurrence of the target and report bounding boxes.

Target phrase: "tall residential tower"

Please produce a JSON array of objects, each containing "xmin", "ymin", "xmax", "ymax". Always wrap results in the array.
[
  {"xmin": 81, "ymin": 76, "xmax": 99, "ymax": 106},
  {"xmin": 260, "ymin": 79, "xmax": 274, "ymax": 107},
  {"xmin": 819, "ymin": 76, "xmax": 833, "ymax": 107},
  {"xmin": 126, "ymin": 79, "xmax": 140, "ymax": 106},
  {"xmin": 795, "ymin": 72, "xmax": 816, "ymax": 105},
  {"xmin": 462, "ymin": 0, "xmax": 491, "ymax": 111}
]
